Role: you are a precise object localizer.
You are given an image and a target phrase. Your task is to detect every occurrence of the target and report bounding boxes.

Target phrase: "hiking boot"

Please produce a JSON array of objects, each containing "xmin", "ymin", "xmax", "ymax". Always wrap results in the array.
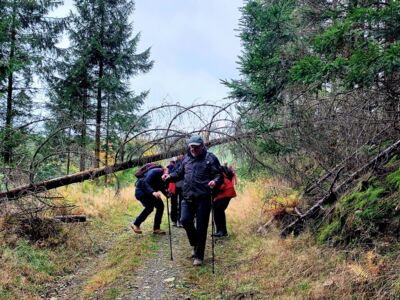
[
  {"xmin": 130, "ymin": 224, "xmax": 142, "ymax": 234},
  {"xmin": 153, "ymin": 229, "xmax": 166, "ymax": 235},
  {"xmin": 172, "ymin": 222, "xmax": 177, "ymax": 227},
  {"xmin": 177, "ymin": 221, "xmax": 183, "ymax": 228},
  {"xmin": 193, "ymin": 258, "xmax": 203, "ymax": 266},
  {"xmin": 212, "ymin": 231, "xmax": 228, "ymax": 238}
]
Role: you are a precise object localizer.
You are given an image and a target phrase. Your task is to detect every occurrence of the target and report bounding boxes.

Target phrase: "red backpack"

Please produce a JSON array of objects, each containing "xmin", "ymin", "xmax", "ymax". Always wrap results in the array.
[
  {"xmin": 214, "ymin": 170, "xmax": 237, "ymax": 201},
  {"xmin": 135, "ymin": 163, "xmax": 163, "ymax": 179}
]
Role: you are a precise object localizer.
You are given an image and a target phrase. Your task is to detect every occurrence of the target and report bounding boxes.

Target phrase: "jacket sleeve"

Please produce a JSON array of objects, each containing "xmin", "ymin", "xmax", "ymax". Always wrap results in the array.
[
  {"xmin": 169, "ymin": 158, "xmax": 185, "ymax": 182},
  {"xmin": 210, "ymin": 154, "xmax": 223, "ymax": 189}
]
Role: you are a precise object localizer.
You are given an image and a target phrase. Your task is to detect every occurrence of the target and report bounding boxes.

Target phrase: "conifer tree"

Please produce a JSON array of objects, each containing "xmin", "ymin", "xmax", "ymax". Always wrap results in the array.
[
  {"xmin": 0, "ymin": 0, "xmax": 64, "ymax": 164},
  {"xmin": 69, "ymin": 0, "xmax": 153, "ymax": 168}
]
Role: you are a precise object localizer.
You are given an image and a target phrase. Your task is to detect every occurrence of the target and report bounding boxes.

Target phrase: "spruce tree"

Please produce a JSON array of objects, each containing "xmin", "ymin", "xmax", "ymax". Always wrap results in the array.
[
  {"xmin": 69, "ymin": 0, "xmax": 153, "ymax": 168},
  {"xmin": 0, "ymin": 0, "xmax": 64, "ymax": 164}
]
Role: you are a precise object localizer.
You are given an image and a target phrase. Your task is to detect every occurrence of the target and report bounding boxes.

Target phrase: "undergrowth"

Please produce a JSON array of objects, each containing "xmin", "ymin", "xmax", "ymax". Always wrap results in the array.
[
  {"xmin": 0, "ymin": 180, "xmax": 154, "ymax": 299},
  {"xmin": 177, "ymin": 178, "xmax": 400, "ymax": 299}
]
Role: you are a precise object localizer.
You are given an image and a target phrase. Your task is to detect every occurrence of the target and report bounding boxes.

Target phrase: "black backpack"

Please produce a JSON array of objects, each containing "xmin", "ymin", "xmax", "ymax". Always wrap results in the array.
[
  {"xmin": 221, "ymin": 166, "xmax": 234, "ymax": 181},
  {"xmin": 134, "ymin": 163, "xmax": 163, "ymax": 179}
]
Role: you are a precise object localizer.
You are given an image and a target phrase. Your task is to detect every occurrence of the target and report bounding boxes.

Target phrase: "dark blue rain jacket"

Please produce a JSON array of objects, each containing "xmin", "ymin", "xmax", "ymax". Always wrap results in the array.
[
  {"xmin": 135, "ymin": 168, "xmax": 168, "ymax": 199},
  {"xmin": 169, "ymin": 149, "xmax": 223, "ymax": 200}
]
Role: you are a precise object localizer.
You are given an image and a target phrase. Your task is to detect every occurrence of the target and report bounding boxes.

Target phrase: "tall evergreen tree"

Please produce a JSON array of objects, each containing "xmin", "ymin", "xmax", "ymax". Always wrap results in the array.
[
  {"xmin": 224, "ymin": 0, "xmax": 298, "ymax": 155},
  {"xmin": 69, "ymin": 0, "xmax": 153, "ymax": 168},
  {"xmin": 46, "ymin": 0, "xmax": 152, "ymax": 175},
  {"xmin": 0, "ymin": 0, "xmax": 64, "ymax": 164},
  {"xmin": 46, "ymin": 54, "xmax": 93, "ymax": 172}
]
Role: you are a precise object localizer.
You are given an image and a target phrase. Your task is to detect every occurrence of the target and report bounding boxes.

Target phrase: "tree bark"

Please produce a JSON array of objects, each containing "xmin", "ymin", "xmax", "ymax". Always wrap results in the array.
[
  {"xmin": 79, "ymin": 89, "xmax": 87, "ymax": 171},
  {"xmin": 94, "ymin": 1, "xmax": 105, "ymax": 168},
  {"xmin": 94, "ymin": 58, "xmax": 103, "ymax": 168},
  {"xmin": 3, "ymin": 1, "xmax": 17, "ymax": 164}
]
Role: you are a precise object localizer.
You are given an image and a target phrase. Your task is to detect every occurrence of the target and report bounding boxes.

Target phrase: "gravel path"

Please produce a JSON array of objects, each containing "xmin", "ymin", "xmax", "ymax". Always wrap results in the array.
[
  {"xmin": 42, "ymin": 226, "xmax": 192, "ymax": 300},
  {"xmin": 128, "ymin": 227, "xmax": 189, "ymax": 300}
]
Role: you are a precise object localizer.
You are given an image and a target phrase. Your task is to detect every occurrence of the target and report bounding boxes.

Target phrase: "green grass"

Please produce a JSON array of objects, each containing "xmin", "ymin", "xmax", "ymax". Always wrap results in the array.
[
  {"xmin": 15, "ymin": 240, "xmax": 56, "ymax": 275},
  {"xmin": 317, "ymin": 220, "xmax": 340, "ymax": 244},
  {"xmin": 386, "ymin": 168, "xmax": 400, "ymax": 190}
]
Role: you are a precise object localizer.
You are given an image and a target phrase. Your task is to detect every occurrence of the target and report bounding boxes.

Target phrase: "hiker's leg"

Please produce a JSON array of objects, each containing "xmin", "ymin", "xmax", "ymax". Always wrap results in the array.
[
  {"xmin": 213, "ymin": 199, "xmax": 224, "ymax": 233},
  {"xmin": 134, "ymin": 196, "xmax": 154, "ymax": 226},
  {"xmin": 170, "ymin": 193, "xmax": 178, "ymax": 223},
  {"xmin": 153, "ymin": 197, "xmax": 164, "ymax": 230},
  {"xmin": 194, "ymin": 197, "xmax": 211, "ymax": 260},
  {"xmin": 177, "ymin": 188, "xmax": 183, "ymax": 224},
  {"xmin": 181, "ymin": 199, "xmax": 197, "ymax": 247},
  {"xmin": 219, "ymin": 198, "xmax": 231, "ymax": 234}
]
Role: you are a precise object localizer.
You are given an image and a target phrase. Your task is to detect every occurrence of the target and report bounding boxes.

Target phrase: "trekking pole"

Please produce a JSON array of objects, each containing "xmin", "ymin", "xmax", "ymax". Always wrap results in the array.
[
  {"xmin": 211, "ymin": 190, "xmax": 215, "ymax": 274},
  {"xmin": 166, "ymin": 195, "xmax": 173, "ymax": 260}
]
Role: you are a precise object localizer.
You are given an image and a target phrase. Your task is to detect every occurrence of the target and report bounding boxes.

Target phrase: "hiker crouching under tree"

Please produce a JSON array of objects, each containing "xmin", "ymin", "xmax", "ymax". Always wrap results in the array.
[
  {"xmin": 162, "ymin": 135, "xmax": 223, "ymax": 266},
  {"xmin": 131, "ymin": 167, "xmax": 169, "ymax": 235}
]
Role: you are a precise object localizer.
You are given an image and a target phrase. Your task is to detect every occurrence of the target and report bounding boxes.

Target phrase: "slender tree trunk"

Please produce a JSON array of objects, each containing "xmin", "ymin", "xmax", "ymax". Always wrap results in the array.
[
  {"xmin": 66, "ymin": 128, "xmax": 71, "ymax": 175},
  {"xmin": 94, "ymin": 59, "xmax": 103, "ymax": 168},
  {"xmin": 120, "ymin": 144, "xmax": 125, "ymax": 163},
  {"xmin": 94, "ymin": 2, "xmax": 105, "ymax": 168},
  {"xmin": 80, "ymin": 90, "xmax": 87, "ymax": 171},
  {"xmin": 3, "ymin": 1, "xmax": 17, "ymax": 164},
  {"xmin": 104, "ymin": 96, "xmax": 110, "ymax": 183}
]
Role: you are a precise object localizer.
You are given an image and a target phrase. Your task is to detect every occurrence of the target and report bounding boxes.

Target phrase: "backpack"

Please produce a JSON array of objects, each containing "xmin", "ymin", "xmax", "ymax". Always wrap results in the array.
[
  {"xmin": 134, "ymin": 163, "xmax": 163, "ymax": 179},
  {"xmin": 221, "ymin": 166, "xmax": 234, "ymax": 181}
]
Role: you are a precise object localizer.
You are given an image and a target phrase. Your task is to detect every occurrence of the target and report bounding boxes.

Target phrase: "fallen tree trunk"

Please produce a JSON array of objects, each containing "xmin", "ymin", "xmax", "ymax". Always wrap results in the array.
[
  {"xmin": 281, "ymin": 138, "xmax": 400, "ymax": 237},
  {"xmin": 0, "ymin": 135, "xmax": 245, "ymax": 202},
  {"xmin": 304, "ymin": 126, "xmax": 390, "ymax": 195}
]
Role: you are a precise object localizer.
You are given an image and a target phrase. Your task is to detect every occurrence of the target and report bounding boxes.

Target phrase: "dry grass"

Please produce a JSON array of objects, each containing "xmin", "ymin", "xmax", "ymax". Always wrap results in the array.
[
  {"xmin": 2, "ymin": 178, "xmax": 399, "ymax": 299},
  {"xmin": 0, "ymin": 182, "xmax": 145, "ymax": 299},
  {"xmin": 181, "ymin": 178, "xmax": 400, "ymax": 299}
]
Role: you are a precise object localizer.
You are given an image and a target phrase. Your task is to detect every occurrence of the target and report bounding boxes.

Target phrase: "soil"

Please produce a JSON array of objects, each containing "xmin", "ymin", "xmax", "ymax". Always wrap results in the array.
[{"xmin": 42, "ymin": 225, "xmax": 193, "ymax": 300}]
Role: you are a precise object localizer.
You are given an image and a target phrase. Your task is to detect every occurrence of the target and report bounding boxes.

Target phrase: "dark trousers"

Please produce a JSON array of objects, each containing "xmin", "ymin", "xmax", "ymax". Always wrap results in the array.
[
  {"xmin": 134, "ymin": 194, "xmax": 164, "ymax": 230},
  {"xmin": 213, "ymin": 197, "xmax": 231, "ymax": 234},
  {"xmin": 170, "ymin": 193, "xmax": 178, "ymax": 223},
  {"xmin": 180, "ymin": 197, "xmax": 211, "ymax": 260},
  {"xmin": 171, "ymin": 187, "xmax": 183, "ymax": 223}
]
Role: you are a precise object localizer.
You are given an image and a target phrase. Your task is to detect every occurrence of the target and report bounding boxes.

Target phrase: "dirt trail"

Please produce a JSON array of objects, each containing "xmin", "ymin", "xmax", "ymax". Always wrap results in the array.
[
  {"xmin": 128, "ymin": 227, "xmax": 190, "ymax": 300},
  {"xmin": 42, "ymin": 226, "xmax": 191, "ymax": 300}
]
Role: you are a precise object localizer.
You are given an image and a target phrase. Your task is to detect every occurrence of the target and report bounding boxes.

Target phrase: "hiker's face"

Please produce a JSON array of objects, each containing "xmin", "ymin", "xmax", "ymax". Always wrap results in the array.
[{"xmin": 189, "ymin": 144, "xmax": 203, "ymax": 157}]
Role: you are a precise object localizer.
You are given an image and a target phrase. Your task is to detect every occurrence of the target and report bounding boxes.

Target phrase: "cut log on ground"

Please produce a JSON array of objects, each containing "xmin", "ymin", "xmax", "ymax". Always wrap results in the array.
[{"xmin": 54, "ymin": 215, "xmax": 87, "ymax": 223}]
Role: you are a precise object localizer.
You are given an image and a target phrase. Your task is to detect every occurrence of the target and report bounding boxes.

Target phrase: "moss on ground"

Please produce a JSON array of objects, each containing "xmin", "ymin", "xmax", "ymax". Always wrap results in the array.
[{"xmin": 317, "ymin": 164, "xmax": 400, "ymax": 247}]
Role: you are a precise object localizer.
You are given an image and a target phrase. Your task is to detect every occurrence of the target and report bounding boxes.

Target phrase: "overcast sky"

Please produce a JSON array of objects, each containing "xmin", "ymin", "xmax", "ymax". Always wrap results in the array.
[
  {"xmin": 54, "ymin": 0, "xmax": 243, "ymax": 109},
  {"xmin": 133, "ymin": 0, "xmax": 243, "ymax": 109}
]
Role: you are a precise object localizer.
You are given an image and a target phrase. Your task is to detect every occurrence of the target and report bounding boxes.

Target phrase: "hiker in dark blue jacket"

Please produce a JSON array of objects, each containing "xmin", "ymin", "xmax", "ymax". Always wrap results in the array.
[
  {"xmin": 131, "ymin": 167, "xmax": 168, "ymax": 235},
  {"xmin": 162, "ymin": 135, "xmax": 223, "ymax": 266}
]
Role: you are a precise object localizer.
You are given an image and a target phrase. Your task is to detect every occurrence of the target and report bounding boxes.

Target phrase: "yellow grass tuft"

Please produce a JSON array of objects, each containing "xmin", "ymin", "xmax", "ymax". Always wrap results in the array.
[{"xmin": 55, "ymin": 183, "xmax": 134, "ymax": 219}]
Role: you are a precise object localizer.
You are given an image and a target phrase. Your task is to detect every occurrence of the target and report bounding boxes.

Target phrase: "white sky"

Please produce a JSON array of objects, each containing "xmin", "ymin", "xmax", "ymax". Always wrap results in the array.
[{"xmin": 53, "ymin": 0, "xmax": 243, "ymax": 110}]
